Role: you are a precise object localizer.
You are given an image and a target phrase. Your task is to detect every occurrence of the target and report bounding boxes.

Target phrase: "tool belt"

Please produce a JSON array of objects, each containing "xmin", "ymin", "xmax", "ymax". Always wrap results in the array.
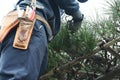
[
  {"xmin": 0, "ymin": 10, "xmax": 53, "ymax": 50},
  {"xmin": 0, "ymin": 11, "xmax": 19, "ymax": 43}
]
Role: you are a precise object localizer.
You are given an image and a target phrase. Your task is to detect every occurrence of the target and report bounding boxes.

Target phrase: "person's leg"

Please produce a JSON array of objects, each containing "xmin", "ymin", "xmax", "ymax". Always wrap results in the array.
[
  {"xmin": 38, "ymin": 48, "xmax": 48, "ymax": 77},
  {"xmin": 0, "ymin": 20, "xmax": 48, "ymax": 80}
]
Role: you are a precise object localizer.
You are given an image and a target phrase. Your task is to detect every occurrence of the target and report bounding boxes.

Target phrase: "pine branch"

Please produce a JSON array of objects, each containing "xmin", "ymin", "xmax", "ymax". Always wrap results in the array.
[
  {"xmin": 40, "ymin": 47, "xmax": 101, "ymax": 80},
  {"xmin": 40, "ymin": 37, "xmax": 120, "ymax": 80}
]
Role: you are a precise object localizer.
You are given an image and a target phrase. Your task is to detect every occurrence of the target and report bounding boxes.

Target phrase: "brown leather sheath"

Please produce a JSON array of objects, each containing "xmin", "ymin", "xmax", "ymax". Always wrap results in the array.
[
  {"xmin": 0, "ymin": 11, "xmax": 52, "ymax": 50},
  {"xmin": 13, "ymin": 19, "xmax": 36, "ymax": 50},
  {"xmin": 13, "ymin": 14, "xmax": 53, "ymax": 50},
  {"xmin": 0, "ymin": 11, "xmax": 19, "ymax": 43}
]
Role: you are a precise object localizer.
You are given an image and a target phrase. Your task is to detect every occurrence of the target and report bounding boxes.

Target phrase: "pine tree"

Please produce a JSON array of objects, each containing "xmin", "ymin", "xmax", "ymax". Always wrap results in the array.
[{"xmin": 40, "ymin": 0, "xmax": 120, "ymax": 79}]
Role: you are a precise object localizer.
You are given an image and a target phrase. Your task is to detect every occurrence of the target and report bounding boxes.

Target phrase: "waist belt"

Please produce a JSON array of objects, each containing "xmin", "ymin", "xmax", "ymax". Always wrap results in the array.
[
  {"xmin": 36, "ymin": 14, "xmax": 53, "ymax": 40},
  {"xmin": 0, "ymin": 10, "xmax": 53, "ymax": 50},
  {"xmin": 0, "ymin": 11, "xmax": 19, "ymax": 43}
]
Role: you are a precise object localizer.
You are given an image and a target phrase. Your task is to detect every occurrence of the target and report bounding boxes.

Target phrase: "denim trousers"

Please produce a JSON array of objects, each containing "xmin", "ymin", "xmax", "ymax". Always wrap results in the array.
[{"xmin": 0, "ymin": 19, "xmax": 48, "ymax": 80}]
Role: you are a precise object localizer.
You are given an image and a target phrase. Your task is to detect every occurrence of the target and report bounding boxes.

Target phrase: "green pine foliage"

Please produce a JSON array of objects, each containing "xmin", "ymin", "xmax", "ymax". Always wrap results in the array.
[
  {"xmin": 47, "ymin": 22, "xmax": 97, "ymax": 72},
  {"xmin": 44, "ymin": 0, "xmax": 120, "ymax": 79}
]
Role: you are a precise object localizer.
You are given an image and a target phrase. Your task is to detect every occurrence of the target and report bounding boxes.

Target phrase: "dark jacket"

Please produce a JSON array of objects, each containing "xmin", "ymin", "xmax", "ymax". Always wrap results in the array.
[{"xmin": 17, "ymin": 0, "xmax": 87, "ymax": 39}]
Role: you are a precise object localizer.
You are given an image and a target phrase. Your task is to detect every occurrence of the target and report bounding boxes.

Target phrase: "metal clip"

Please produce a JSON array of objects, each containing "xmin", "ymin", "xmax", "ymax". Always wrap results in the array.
[{"xmin": 25, "ymin": 5, "xmax": 35, "ymax": 21}]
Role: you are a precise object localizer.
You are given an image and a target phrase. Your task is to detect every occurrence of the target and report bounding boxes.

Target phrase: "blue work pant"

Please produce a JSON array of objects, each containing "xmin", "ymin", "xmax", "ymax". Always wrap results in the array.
[{"xmin": 0, "ymin": 20, "xmax": 48, "ymax": 80}]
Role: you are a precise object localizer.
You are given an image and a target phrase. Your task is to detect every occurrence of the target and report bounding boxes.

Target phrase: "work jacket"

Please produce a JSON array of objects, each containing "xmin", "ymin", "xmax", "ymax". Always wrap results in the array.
[{"xmin": 17, "ymin": 0, "xmax": 87, "ymax": 39}]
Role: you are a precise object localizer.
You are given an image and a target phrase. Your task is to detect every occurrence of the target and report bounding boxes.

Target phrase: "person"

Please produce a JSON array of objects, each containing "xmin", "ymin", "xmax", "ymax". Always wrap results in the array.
[{"xmin": 0, "ymin": 0, "xmax": 88, "ymax": 80}]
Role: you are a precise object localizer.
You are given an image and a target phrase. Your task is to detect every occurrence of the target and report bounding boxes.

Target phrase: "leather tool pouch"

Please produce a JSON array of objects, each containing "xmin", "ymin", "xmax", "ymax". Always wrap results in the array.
[
  {"xmin": 0, "ymin": 0, "xmax": 37, "ymax": 50},
  {"xmin": 13, "ymin": 18, "xmax": 36, "ymax": 50},
  {"xmin": 12, "ymin": 5, "xmax": 36, "ymax": 50},
  {"xmin": 0, "ymin": 8, "xmax": 51, "ymax": 50},
  {"xmin": 0, "ymin": 10, "xmax": 35, "ymax": 50}
]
